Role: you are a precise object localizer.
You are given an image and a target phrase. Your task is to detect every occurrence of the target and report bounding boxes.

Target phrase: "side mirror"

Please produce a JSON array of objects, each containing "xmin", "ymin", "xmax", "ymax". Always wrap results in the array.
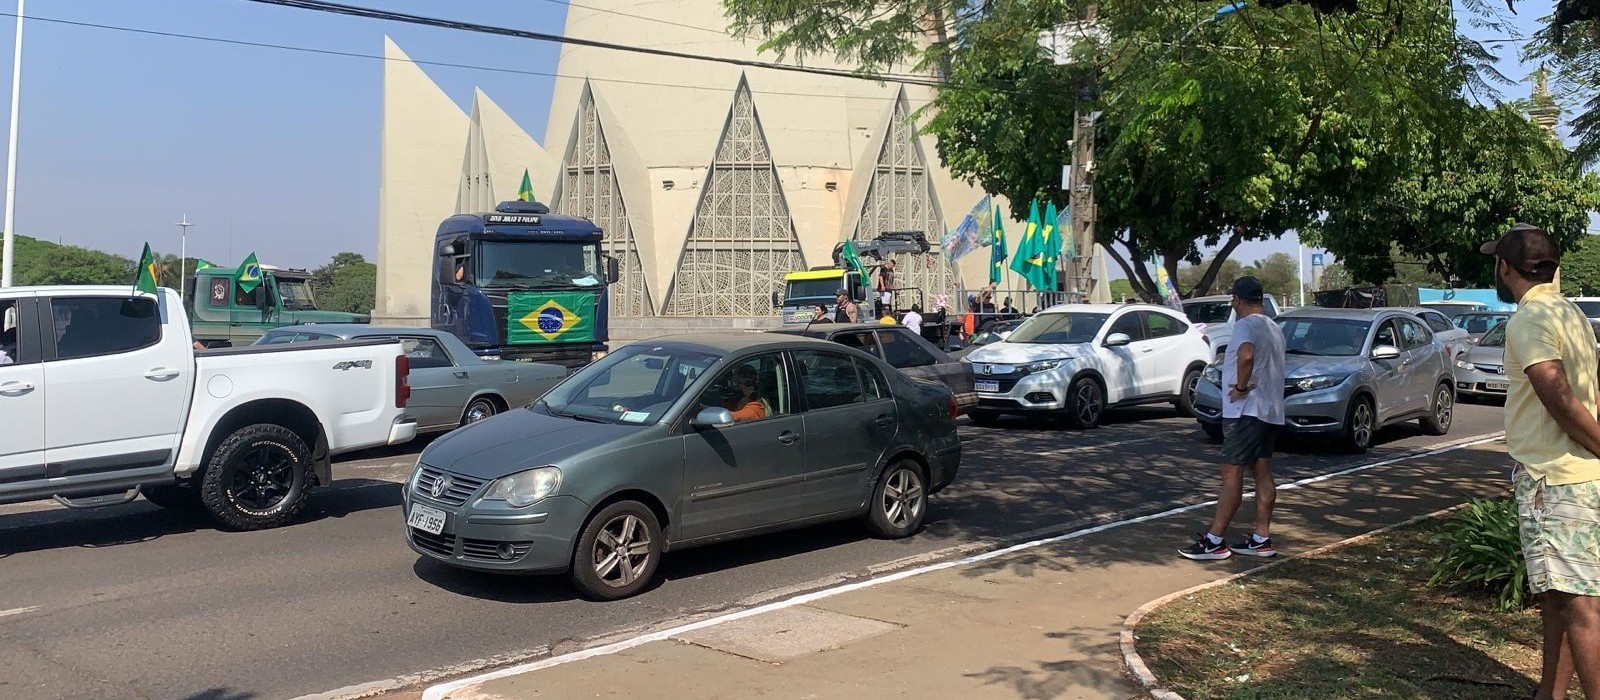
[
  {"xmin": 1104, "ymin": 332, "xmax": 1132, "ymax": 347},
  {"xmin": 691, "ymin": 407, "xmax": 736, "ymax": 429},
  {"xmin": 1372, "ymin": 345, "xmax": 1401, "ymax": 360},
  {"xmin": 439, "ymin": 242, "xmax": 460, "ymax": 257},
  {"xmin": 771, "ymin": 291, "xmax": 782, "ymax": 309},
  {"xmin": 605, "ymin": 255, "xmax": 621, "ymax": 285}
]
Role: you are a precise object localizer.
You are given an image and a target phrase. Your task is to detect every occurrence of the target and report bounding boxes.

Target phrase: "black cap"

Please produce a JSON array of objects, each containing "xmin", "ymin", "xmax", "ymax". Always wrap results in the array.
[
  {"xmin": 1481, "ymin": 223, "xmax": 1559, "ymax": 275},
  {"xmin": 1231, "ymin": 276, "xmax": 1265, "ymax": 302},
  {"xmin": 836, "ymin": 288, "xmax": 849, "ymax": 296}
]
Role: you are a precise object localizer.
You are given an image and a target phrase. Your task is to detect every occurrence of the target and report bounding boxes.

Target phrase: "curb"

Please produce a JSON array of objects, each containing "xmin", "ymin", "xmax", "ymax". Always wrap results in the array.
[{"xmin": 1118, "ymin": 502, "xmax": 1476, "ymax": 700}]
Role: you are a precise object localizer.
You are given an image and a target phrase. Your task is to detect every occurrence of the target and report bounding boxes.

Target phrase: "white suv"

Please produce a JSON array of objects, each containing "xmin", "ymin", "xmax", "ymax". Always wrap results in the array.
[{"xmin": 962, "ymin": 304, "xmax": 1213, "ymax": 428}]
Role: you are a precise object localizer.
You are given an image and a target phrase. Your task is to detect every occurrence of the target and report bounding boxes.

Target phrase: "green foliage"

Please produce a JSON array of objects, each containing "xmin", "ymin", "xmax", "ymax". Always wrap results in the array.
[
  {"xmin": 1108, "ymin": 277, "xmax": 1136, "ymax": 301},
  {"xmin": 1178, "ymin": 257, "xmax": 1242, "ymax": 297},
  {"xmin": 1429, "ymin": 498, "xmax": 1528, "ymax": 612},
  {"xmin": 1562, "ymin": 234, "xmax": 1600, "ymax": 296},
  {"xmin": 311, "ymin": 252, "xmax": 376, "ymax": 314},
  {"xmin": 1242, "ymin": 253, "xmax": 1298, "ymax": 303},
  {"xmin": 1317, "ymin": 262, "xmax": 1355, "ymax": 290},
  {"xmin": 11, "ymin": 235, "xmax": 135, "ymax": 285}
]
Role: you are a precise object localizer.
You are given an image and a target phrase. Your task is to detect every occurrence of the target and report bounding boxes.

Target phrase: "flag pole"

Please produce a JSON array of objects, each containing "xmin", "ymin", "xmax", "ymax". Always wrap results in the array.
[
  {"xmin": 177, "ymin": 215, "xmax": 193, "ymax": 299},
  {"xmin": 1, "ymin": 0, "xmax": 23, "ymax": 288}
]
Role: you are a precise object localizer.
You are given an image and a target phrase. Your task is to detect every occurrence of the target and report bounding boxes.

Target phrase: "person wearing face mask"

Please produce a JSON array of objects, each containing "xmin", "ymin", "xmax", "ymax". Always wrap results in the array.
[
  {"xmin": 1485, "ymin": 223, "xmax": 1600, "ymax": 700},
  {"xmin": 1181, "ymin": 276, "xmax": 1286, "ymax": 562}
]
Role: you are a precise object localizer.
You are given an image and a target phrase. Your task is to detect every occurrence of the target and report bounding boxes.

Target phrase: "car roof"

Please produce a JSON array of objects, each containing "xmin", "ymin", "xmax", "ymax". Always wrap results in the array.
[
  {"xmin": 1280, "ymin": 307, "xmax": 1410, "ymax": 320},
  {"xmin": 636, "ymin": 331, "xmax": 844, "ymax": 354},
  {"xmin": 772, "ymin": 322, "xmax": 913, "ymax": 337},
  {"xmin": 1038, "ymin": 302, "xmax": 1163, "ymax": 314}
]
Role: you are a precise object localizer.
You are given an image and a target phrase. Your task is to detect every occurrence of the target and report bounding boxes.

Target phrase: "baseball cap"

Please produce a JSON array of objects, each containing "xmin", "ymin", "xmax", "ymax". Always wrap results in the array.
[
  {"xmin": 1480, "ymin": 223, "xmax": 1559, "ymax": 274},
  {"xmin": 835, "ymin": 288, "xmax": 849, "ymax": 296},
  {"xmin": 1231, "ymin": 276, "xmax": 1265, "ymax": 302}
]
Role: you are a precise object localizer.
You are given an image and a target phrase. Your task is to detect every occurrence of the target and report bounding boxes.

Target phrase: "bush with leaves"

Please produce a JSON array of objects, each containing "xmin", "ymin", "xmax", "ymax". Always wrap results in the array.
[{"xmin": 1429, "ymin": 497, "xmax": 1527, "ymax": 611}]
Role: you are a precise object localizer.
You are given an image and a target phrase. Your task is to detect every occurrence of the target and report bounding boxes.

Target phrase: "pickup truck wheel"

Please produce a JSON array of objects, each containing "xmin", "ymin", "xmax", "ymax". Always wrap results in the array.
[
  {"xmin": 200, "ymin": 424, "xmax": 313, "ymax": 531},
  {"xmin": 142, "ymin": 484, "xmax": 204, "ymax": 513}
]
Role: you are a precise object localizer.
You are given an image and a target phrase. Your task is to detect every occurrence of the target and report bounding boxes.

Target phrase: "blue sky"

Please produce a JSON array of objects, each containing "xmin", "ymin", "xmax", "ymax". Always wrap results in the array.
[{"xmin": 0, "ymin": 0, "xmax": 1562, "ymax": 275}]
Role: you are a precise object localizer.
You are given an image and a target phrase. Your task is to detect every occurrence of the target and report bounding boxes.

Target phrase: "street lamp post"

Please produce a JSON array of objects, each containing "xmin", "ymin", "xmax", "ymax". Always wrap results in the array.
[
  {"xmin": 177, "ymin": 215, "xmax": 193, "ymax": 300},
  {"xmin": 1, "ymin": 0, "xmax": 24, "ymax": 288}
]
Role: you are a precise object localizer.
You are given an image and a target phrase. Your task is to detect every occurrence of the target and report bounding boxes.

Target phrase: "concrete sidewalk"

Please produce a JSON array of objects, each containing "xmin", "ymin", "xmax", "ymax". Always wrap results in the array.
[{"xmin": 426, "ymin": 437, "xmax": 1510, "ymax": 700}]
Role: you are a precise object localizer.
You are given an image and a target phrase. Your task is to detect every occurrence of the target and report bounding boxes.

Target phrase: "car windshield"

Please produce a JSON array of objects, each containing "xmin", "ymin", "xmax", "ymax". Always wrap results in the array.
[
  {"xmin": 1454, "ymin": 313, "xmax": 1508, "ymax": 335},
  {"xmin": 1005, "ymin": 312, "xmax": 1109, "ymax": 344},
  {"xmin": 1183, "ymin": 300, "xmax": 1231, "ymax": 324},
  {"xmin": 537, "ymin": 344, "xmax": 720, "ymax": 424},
  {"xmin": 1478, "ymin": 322, "xmax": 1509, "ymax": 348},
  {"xmin": 1278, "ymin": 317, "xmax": 1372, "ymax": 357},
  {"xmin": 1577, "ymin": 301, "xmax": 1600, "ymax": 319},
  {"xmin": 1423, "ymin": 303, "xmax": 1480, "ymax": 318},
  {"xmin": 475, "ymin": 241, "xmax": 601, "ymax": 288},
  {"xmin": 786, "ymin": 278, "xmax": 843, "ymax": 303}
]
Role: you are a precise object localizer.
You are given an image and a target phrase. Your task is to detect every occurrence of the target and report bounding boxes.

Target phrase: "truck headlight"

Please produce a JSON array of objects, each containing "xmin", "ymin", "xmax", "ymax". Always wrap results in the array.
[{"xmin": 482, "ymin": 467, "xmax": 562, "ymax": 508}]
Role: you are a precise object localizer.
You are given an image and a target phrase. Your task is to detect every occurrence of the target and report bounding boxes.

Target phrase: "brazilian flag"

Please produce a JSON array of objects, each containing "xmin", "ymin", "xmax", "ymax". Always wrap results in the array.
[
  {"xmin": 236, "ymin": 252, "xmax": 263, "ymax": 294},
  {"xmin": 134, "ymin": 243, "xmax": 159, "ymax": 295},
  {"xmin": 518, "ymin": 169, "xmax": 535, "ymax": 203},
  {"xmin": 508, "ymin": 291, "xmax": 596, "ymax": 344}
]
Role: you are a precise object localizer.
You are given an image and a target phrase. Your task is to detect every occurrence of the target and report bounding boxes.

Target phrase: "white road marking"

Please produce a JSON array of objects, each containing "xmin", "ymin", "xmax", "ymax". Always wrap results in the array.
[
  {"xmin": 419, "ymin": 431, "xmax": 1506, "ymax": 700},
  {"xmin": 0, "ymin": 606, "xmax": 39, "ymax": 618}
]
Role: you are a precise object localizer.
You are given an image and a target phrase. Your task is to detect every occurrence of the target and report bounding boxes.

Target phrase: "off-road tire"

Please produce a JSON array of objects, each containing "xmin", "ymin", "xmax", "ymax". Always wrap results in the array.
[{"xmin": 200, "ymin": 424, "xmax": 314, "ymax": 531}]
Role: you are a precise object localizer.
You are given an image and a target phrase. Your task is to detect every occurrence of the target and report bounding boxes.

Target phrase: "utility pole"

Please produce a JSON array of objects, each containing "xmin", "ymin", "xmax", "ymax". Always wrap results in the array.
[
  {"xmin": 1044, "ymin": 2, "xmax": 1103, "ymax": 304},
  {"xmin": 177, "ymin": 215, "xmax": 193, "ymax": 300},
  {"xmin": 1, "ymin": 0, "xmax": 24, "ymax": 288}
]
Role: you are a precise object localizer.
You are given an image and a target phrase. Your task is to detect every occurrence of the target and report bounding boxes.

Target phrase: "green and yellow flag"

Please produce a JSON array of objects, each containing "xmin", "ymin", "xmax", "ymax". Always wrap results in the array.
[
  {"xmin": 1009, "ymin": 199, "xmax": 1050, "ymax": 291},
  {"xmin": 195, "ymin": 258, "xmax": 218, "ymax": 271},
  {"xmin": 840, "ymin": 240, "xmax": 868, "ymax": 281},
  {"xmin": 989, "ymin": 203, "xmax": 1007, "ymax": 286},
  {"xmin": 235, "ymin": 252, "xmax": 263, "ymax": 294},
  {"xmin": 517, "ymin": 169, "xmax": 535, "ymax": 203},
  {"xmin": 508, "ymin": 291, "xmax": 597, "ymax": 344},
  {"xmin": 134, "ymin": 243, "xmax": 159, "ymax": 295},
  {"xmin": 1041, "ymin": 201, "xmax": 1062, "ymax": 290}
]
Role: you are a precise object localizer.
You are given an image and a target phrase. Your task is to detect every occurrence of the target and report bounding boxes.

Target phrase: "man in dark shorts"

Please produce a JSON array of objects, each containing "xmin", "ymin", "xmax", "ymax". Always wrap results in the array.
[{"xmin": 1181, "ymin": 276, "xmax": 1286, "ymax": 560}]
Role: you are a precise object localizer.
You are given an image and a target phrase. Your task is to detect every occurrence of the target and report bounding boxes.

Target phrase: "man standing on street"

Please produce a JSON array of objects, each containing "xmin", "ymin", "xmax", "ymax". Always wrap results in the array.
[
  {"xmin": 1486, "ymin": 223, "xmax": 1600, "ymax": 700},
  {"xmin": 1181, "ymin": 276, "xmax": 1286, "ymax": 561}
]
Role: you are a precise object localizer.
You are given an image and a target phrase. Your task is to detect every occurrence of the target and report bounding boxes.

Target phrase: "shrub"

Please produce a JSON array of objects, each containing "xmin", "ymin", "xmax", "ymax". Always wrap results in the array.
[{"xmin": 1429, "ymin": 497, "xmax": 1527, "ymax": 611}]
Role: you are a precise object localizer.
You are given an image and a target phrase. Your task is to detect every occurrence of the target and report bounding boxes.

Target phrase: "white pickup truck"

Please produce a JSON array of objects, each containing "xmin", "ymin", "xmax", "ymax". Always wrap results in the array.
[{"xmin": 0, "ymin": 286, "xmax": 417, "ymax": 530}]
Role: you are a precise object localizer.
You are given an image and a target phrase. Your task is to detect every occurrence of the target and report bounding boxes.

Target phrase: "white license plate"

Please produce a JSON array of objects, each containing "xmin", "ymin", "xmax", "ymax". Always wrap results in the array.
[
  {"xmin": 975, "ymin": 380, "xmax": 1000, "ymax": 393},
  {"xmin": 408, "ymin": 503, "xmax": 447, "ymax": 535},
  {"xmin": 1485, "ymin": 381, "xmax": 1509, "ymax": 391}
]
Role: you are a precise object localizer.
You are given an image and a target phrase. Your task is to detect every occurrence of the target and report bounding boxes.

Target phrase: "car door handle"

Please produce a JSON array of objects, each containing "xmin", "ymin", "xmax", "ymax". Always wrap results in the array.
[
  {"xmin": 874, "ymin": 415, "xmax": 895, "ymax": 428},
  {"xmin": 453, "ymin": 371, "xmax": 469, "ymax": 379},
  {"xmin": 777, "ymin": 431, "xmax": 800, "ymax": 445},
  {"xmin": 144, "ymin": 368, "xmax": 180, "ymax": 381},
  {"xmin": 1141, "ymin": 347, "xmax": 1154, "ymax": 353},
  {"xmin": 0, "ymin": 380, "xmax": 34, "ymax": 396}
]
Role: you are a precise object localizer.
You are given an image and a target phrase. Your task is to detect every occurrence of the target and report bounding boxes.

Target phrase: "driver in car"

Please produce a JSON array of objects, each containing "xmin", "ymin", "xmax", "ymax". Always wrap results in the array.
[{"xmin": 723, "ymin": 366, "xmax": 769, "ymax": 422}]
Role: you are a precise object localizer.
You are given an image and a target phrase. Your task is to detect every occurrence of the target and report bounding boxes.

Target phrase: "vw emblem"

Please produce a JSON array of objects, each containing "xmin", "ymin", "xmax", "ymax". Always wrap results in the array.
[
  {"xmin": 430, "ymin": 476, "xmax": 452, "ymax": 499},
  {"xmin": 983, "ymin": 365, "xmax": 994, "ymax": 375}
]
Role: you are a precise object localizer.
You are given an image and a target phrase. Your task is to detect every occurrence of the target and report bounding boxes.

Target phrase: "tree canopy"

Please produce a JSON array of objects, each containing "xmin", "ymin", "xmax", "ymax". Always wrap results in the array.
[
  {"xmin": 10, "ymin": 235, "xmax": 134, "ymax": 286},
  {"xmin": 311, "ymin": 252, "xmax": 377, "ymax": 314}
]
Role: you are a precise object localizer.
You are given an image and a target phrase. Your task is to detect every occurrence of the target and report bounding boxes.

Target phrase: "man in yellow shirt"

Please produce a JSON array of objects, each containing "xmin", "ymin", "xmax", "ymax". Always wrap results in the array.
[{"xmin": 1486, "ymin": 223, "xmax": 1600, "ymax": 700}]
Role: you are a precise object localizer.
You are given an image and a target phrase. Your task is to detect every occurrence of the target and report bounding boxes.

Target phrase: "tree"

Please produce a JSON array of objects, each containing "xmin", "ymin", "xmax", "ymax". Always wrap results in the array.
[
  {"xmin": 1317, "ymin": 262, "xmax": 1355, "ymax": 290},
  {"xmin": 1242, "ymin": 252, "xmax": 1297, "ymax": 303},
  {"xmin": 1177, "ymin": 257, "xmax": 1241, "ymax": 296},
  {"xmin": 11, "ymin": 235, "xmax": 133, "ymax": 285},
  {"xmin": 1109, "ymin": 277, "xmax": 1135, "ymax": 301},
  {"xmin": 311, "ymin": 252, "xmax": 376, "ymax": 314},
  {"xmin": 1562, "ymin": 234, "xmax": 1600, "ymax": 296}
]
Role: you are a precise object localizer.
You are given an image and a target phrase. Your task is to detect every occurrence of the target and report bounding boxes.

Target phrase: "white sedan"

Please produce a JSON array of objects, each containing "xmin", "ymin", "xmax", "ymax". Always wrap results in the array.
[{"xmin": 962, "ymin": 304, "xmax": 1214, "ymax": 428}]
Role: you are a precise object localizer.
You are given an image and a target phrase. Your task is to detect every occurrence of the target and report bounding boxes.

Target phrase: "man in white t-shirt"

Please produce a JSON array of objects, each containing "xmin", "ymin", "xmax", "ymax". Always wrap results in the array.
[
  {"xmin": 901, "ymin": 304, "xmax": 924, "ymax": 336},
  {"xmin": 1181, "ymin": 276, "xmax": 1287, "ymax": 561}
]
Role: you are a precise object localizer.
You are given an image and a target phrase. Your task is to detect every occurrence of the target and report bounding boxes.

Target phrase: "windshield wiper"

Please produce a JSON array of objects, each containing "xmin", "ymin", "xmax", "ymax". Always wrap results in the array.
[
  {"xmin": 546, "ymin": 407, "xmax": 609, "ymax": 423},
  {"xmin": 1286, "ymin": 349, "xmax": 1323, "ymax": 356}
]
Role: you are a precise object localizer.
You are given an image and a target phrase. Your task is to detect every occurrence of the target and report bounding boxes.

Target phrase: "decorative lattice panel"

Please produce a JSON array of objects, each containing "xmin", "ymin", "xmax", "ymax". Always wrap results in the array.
[
  {"xmin": 553, "ymin": 84, "xmax": 654, "ymax": 316},
  {"xmin": 851, "ymin": 92, "xmax": 961, "ymax": 306},
  {"xmin": 665, "ymin": 78, "xmax": 805, "ymax": 316}
]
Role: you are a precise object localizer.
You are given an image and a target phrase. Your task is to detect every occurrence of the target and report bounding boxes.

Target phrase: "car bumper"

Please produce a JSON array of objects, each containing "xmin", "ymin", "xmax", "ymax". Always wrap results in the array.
[
  {"xmin": 388, "ymin": 416, "xmax": 419, "ymax": 446},
  {"xmin": 1193, "ymin": 380, "xmax": 1352, "ymax": 435},
  {"xmin": 928, "ymin": 434, "xmax": 961, "ymax": 493},
  {"xmin": 1454, "ymin": 366, "xmax": 1508, "ymax": 397},
  {"xmin": 403, "ymin": 490, "xmax": 589, "ymax": 574},
  {"xmin": 972, "ymin": 368, "xmax": 1067, "ymax": 412}
]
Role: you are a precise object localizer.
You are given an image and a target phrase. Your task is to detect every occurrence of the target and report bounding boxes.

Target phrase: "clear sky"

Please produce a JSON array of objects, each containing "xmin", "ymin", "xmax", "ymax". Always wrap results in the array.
[{"xmin": 0, "ymin": 0, "xmax": 1563, "ymax": 275}]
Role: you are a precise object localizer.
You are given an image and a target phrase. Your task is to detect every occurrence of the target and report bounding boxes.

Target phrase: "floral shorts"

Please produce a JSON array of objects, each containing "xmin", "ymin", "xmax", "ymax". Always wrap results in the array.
[{"xmin": 1515, "ymin": 467, "xmax": 1600, "ymax": 597}]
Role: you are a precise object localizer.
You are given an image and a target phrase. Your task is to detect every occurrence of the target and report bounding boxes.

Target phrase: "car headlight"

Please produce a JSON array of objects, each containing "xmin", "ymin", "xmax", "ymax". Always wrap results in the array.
[
  {"xmin": 1455, "ymin": 359, "xmax": 1474, "ymax": 370},
  {"xmin": 1202, "ymin": 364, "xmax": 1222, "ymax": 385},
  {"xmin": 482, "ymin": 466, "xmax": 562, "ymax": 508},
  {"xmin": 406, "ymin": 460, "xmax": 424, "ymax": 492},
  {"xmin": 1021, "ymin": 359, "xmax": 1065, "ymax": 373},
  {"xmin": 1289, "ymin": 374, "xmax": 1350, "ymax": 392}
]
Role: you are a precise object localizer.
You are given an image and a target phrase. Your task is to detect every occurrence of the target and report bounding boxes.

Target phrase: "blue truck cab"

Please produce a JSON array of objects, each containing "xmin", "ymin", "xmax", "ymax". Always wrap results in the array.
[{"xmin": 430, "ymin": 200, "xmax": 619, "ymax": 369}]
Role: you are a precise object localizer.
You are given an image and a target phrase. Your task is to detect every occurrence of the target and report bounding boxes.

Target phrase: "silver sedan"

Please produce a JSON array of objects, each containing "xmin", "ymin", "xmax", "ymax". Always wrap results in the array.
[
  {"xmin": 256, "ymin": 325, "xmax": 567, "ymax": 432},
  {"xmin": 1454, "ymin": 321, "xmax": 1510, "ymax": 399}
]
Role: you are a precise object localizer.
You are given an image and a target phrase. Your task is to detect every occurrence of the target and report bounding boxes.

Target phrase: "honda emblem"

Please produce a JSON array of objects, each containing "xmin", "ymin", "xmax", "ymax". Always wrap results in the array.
[{"xmin": 983, "ymin": 365, "xmax": 993, "ymax": 375}]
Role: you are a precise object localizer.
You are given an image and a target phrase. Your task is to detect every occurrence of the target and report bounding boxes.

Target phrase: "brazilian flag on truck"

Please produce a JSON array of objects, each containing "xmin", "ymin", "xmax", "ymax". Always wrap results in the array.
[{"xmin": 508, "ymin": 292, "xmax": 597, "ymax": 344}]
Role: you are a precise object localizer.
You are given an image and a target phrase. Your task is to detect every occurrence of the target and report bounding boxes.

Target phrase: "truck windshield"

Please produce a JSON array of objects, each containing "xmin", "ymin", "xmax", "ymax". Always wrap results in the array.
[
  {"xmin": 476, "ymin": 241, "xmax": 601, "ymax": 288},
  {"xmin": 276, "ymin": 279, "xmax": 318, "ymax": 311},
  {"xmin": 786, "ymin": 278, "xmax": 843, "ymax": 303}
]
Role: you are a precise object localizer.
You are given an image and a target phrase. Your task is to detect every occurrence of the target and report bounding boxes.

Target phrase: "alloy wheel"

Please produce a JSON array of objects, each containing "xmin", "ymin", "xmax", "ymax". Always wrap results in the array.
[
  {"xmin": 1353, "ymin": 402, "xmax": 1374, "ymax": 448},
  {"xmin": 592, "ymin": 514, "xmax": 652, "ymax": 588},
  {"xmin": 1077, "ymin": 382, "xmax": 1102, "ymax": 426},
  {"xmin": 229, "ymin": 445, "xmax": 295, "ymax": 511},
  {"xmin": 1435, "ymin": 388, "xmax": 1453, "ymax": 430},
  {"xmin": 881, "ymin": 468, "xmax": 925, "ymax": 529}
]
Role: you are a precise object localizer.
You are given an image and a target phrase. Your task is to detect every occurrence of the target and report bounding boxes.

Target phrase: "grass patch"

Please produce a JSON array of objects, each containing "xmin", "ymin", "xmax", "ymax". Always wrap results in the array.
[{"xmin": 1136, "ymin": 520, "xmax": 1564, "ymax": 699}]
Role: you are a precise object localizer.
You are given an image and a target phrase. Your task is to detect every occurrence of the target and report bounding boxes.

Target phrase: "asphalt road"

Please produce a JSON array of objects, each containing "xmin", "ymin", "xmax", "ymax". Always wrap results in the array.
[{"xmin": 0, "ymin": 403, "xmax": 1506, "ymax": 700}]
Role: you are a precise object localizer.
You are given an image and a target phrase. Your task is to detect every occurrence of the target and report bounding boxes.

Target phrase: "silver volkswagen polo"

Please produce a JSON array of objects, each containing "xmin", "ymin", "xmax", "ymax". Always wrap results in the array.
[{"xmin": 402, "ymin": 333, "xmax": 962, "ymax": 600}]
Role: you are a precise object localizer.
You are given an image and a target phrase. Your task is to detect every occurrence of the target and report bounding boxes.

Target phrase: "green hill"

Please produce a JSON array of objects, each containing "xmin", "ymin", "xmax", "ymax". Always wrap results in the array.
[{"xmin": 9, "ymin": 235, "xmax": 135, "ymax": 286}]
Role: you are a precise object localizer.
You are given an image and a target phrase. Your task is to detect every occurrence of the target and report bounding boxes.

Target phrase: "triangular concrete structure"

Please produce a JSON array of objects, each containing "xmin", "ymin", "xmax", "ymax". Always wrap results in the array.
[
  {"xmin": 376, "ymin": 36, "xmax": 469, "ymax": 325},
  {"xmin": 456, "ymin": 93, "xmax": 497, "ymax": 215},
  {"xmin": 475, "ymin": 89, "xmax": 558, "ymax": 206}
]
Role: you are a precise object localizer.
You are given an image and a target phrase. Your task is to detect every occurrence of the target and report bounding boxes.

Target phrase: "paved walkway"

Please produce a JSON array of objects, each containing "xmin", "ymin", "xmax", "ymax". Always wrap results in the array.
[{"xmin": 421, "ymin": 436, "xmax": 1510, "ymax": 700}]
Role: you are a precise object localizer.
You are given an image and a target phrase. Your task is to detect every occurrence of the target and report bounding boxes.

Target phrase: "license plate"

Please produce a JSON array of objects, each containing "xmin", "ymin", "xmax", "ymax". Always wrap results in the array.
[
  {"xmin": 1485, "ymin": 381, "xmax": 1509, "ymax": 391},
  {"xmin": 408, "ymin": 503, "xmax": 447, "ymax": 535},
  {"xmin": 975, "ymin": 379, "xmax": 1000, "ymax": 393}
]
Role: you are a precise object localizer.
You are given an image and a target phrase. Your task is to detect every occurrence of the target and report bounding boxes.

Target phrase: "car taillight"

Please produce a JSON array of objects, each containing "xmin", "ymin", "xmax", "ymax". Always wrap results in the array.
[
  {"xmin": 947, "ymin": 395, "xmax": 958, "ymax": 419},
  {"xmin": 395, "ymin": 354, "xmax": 411, "ymax": 408}
]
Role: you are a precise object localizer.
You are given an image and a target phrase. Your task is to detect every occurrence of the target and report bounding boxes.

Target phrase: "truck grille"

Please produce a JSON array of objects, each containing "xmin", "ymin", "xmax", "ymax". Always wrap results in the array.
[{"xmin": 413, "ymin": 467, "xmax": 488, "ymax": 506}]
